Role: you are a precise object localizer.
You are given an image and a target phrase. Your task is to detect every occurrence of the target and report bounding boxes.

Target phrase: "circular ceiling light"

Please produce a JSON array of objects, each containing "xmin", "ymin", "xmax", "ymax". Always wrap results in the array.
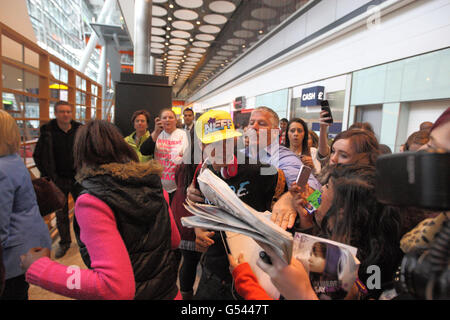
[
  {"xmin": 169, "ymin": 44, "xmax": 185, "ymax": 51},
  {"xmin": 186, "ymin": 57, "xmax": 200, "ymax": 62},
  {"xmin": 195, "ymin": 34, "xmax": 215, "ymax": 41},
  {"xmin": 152, "ymin": 17, "xmax": 166, "ymax": 27},
  {"xmin": 170, "ymin": 38, "xmax": 188, "ymax": 45},
  {"xmin": 203, "ymin": 14, "xmax": 227, "ymax": 25},
  {"xmin": 175, "ymin": 0, "xmax": 203, "ymax": 9},
  {"xmin": 151, "ymin": 48, "xmax": 164, "ymax": 54},
  {"xmin": 151, "ymin": 35, "xmax": 165, "ymax": 43},
  {"xmin": 190, "ymin": 47, "xmax": 207, "ymax": 53},
  {"xmin": 171, "ymin": 30, "xmax": 190, "ymax": 39},
  {"xmin": 193, "ymin": 41, "xmax": 210, "ymax": 48},
  {"xmin": 184, "ymin": 61, "xmax": 198, "ymax": 65},
  {"xmin": 168, "ymin": 55, "xmax": 183, "ymax": 60},
  {"xmin": 211, "ymin": 55, "xmax": 227, "ymax": 60},
  {"xmin": 199, "ymin": 24, "xmax": 221, "ymax": 34},
  {"xmin": 227, "ymin": 38, "xmax": 245, "ymax": 45},
  {"xmin": 216, "ymin": 50, "xmax": 233, "ymax": 56},
  {"xmin": 168, "ymin": 50, "xmax": 184, "ymax": 56},
  {"xmin": 151, "ymin": 42, "xmax": 164, "ymax": 49},
  {"xmin": 174, "ymin": 9, "xmax": 198, "ymax": 21},
  {"xmin": 188, "ymin": 52, "xmax": 202, "ymax": 58},
  {"xmin": 251, "ymin": 8, "xmax": 277, "ymax": 20},
  {"xmin": 152, "ymin": 5, "xmax": 167, "ymax": 16},
  {"xmin": 233, "ymin": 30, "xmax": 254, "ymax": 38},
  {"xmin": 221, "ymin": 44, "xmax": 239, "ymax": 51},
  {"xmin": 152, "ymin": 27, "xmax": 166, "ymax": 36},
  {"xmin": 209, "ymin": 1, "xmax": 236, "ymax": 13},
  {"xmin": 242, "ymin": 20, "xmax": 264, "ymax": 30},
  {"xmin": 154, "ymin": 0, "xmax": 168, "ymax": 3},
  {"xmin": 172, "ymin": 20, "xmax": 194, "ymax": 30}
]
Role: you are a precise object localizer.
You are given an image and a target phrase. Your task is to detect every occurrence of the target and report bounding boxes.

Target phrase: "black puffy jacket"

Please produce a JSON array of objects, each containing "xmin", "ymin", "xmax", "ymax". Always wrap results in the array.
[{"xmin": 76, "ymin": 161, "xmax": 179, "ymax": 300}]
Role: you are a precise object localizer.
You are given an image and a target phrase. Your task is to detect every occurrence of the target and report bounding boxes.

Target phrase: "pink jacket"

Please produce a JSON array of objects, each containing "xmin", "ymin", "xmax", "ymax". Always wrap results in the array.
[{"xmin": 25, "ymin": 192, "xmax": 180, "ymax": 300}]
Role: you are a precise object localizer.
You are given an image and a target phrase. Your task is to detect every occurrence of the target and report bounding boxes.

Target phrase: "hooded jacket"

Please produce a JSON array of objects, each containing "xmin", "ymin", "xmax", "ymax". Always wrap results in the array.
[
  {"xmin": 76, "ymin": 161, "xmax": 179, "ymax": 300},
  {"xmin": 124, "ymin": 131, "xmax": 152, "ymax": 162}
]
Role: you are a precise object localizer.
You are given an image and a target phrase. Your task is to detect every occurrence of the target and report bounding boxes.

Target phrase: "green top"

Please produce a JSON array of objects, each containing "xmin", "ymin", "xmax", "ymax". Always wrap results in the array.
[{"xmin": 124, "ymin": 130, "xmax": 152, "ymax": 162}]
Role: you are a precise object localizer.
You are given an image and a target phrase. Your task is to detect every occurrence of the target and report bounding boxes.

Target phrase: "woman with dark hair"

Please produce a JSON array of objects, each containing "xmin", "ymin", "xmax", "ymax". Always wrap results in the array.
[
  {"xmin": 315, "ymin": 165, "xmax": 402, "ymax": 299},
  {"xmin": 285, "ymin": 118, "xmax": 310, "ymax": 157},
  {"xmin": 124, "ymin": 109, "xmax": 153, "ymax": 162},
  {"xmin": 285, "ymin": 118, "xmax": 316, "ymax": 171},
  {"xmin": 21, "ymin": 120, "xmax": 181, "ymax": 300},
  {"xmin": 256, "ymin": 164, "xmax": 403, "ymax": 300}
]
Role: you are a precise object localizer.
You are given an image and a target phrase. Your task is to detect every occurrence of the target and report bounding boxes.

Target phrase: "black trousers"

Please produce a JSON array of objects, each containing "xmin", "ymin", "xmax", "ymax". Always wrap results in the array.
[
  {"xmin": 0, "ymin": 274, "xmax": 29, "ymax": 300},
  {"xmin": 179, "ymin": 249, "xmax": 202, "ymax": 292},
  {"xmin": 54, "ymin": 177, "xmax": 82, "ymax": 247}
]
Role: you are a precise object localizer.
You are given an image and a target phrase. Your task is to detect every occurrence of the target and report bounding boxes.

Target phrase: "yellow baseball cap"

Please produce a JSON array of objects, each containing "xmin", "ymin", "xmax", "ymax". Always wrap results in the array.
[{"xmin": 195, "ymin": 110, "xmax": 242, "ymax": 144}]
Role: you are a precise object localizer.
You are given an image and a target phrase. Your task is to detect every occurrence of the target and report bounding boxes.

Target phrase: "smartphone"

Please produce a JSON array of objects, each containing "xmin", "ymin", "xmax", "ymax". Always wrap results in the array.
[
  {"xmin": 321, "ymin": 100, "xmax": 333, "ymax": 124},
  {"xmin": 296, "ymin": 165, "xmax": 312, "ymax": 188}
]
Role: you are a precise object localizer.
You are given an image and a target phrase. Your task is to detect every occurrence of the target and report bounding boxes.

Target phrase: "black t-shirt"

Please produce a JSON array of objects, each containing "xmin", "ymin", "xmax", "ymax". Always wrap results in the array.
[
  {"xmin": 51, "ymin": 121, "xmax": 79, "ymax": 178},
  {"xmin": 199, "ymin": 158, "xmax": 280, "ymax": 281}
]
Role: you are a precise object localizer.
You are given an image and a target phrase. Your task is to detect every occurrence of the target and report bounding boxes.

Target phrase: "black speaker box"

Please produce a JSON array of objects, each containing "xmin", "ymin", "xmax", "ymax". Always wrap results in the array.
[{"xmin": 114, "ymin": 73, "xmax": 172, "ymax": 137}]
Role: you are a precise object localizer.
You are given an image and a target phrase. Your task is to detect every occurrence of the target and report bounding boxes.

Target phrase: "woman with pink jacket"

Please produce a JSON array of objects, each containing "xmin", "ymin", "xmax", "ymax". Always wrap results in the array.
[{"xmin": 21, "ymin": 120, "xmax": 181, "ymax": 300}]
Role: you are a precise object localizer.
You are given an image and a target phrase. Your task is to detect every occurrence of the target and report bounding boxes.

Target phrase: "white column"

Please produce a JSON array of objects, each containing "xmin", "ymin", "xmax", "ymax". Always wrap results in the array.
[{"xmin": 133, "ymin": 0, "xmax": 152, "ymax": 74}]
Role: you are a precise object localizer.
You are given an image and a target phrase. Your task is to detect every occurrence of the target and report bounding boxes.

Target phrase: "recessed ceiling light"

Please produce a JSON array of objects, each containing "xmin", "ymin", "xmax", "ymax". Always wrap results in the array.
[
  {"xmin": 196, "ymin": 21, "xmax": 201, "ymax": 25},
  {"xmin": 169, "ymin": 4, "xmax": 174, "ymax": 9}
]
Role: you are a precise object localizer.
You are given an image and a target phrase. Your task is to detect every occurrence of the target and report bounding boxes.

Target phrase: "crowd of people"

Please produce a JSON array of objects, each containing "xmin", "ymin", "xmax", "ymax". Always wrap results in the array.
[{"xmin": 0, "ymin": 100, "xmax": 448, "ymax": 300}]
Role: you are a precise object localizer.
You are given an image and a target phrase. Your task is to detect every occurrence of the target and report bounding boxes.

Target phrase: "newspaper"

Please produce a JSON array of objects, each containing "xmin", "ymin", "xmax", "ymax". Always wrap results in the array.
[{"xmin": 181, "ymin": 167, "xmax": 293, "ymax": 264}]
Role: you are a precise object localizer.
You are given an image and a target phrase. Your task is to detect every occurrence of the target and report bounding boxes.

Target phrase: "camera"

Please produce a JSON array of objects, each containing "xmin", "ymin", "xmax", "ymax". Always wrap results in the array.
[{"xmin": 376, "ymin": 151, "xmax": 450, "ymax": 300}]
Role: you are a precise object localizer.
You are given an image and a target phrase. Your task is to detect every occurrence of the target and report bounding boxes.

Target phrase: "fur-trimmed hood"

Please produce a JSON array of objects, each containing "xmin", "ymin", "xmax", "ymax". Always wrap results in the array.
[
  {"xmin": 76, "ymin": 160, "xmax": 163, "ymax": 183},
  {"xmin": 76, "ymin": 160, "xmax": 166, "ymax": 225}
]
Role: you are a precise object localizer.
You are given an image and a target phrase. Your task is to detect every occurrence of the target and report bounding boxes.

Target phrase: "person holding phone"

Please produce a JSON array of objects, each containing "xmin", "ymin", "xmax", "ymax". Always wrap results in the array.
[{"xmin": 139, "ymin": 114, "xmax": 164, "ymax": 157}]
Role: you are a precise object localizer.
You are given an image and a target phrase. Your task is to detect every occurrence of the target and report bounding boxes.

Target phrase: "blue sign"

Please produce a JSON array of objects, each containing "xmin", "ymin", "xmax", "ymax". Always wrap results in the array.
[{"xmin": 301, "ymin": 86, "xmax": 325, "ymax": 106}]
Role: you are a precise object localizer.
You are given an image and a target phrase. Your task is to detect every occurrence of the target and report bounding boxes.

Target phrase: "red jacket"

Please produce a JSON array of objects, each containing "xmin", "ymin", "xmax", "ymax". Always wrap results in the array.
[{"xmin": 232, "ymin": 263, "xmax": 273, "ymax": 300}]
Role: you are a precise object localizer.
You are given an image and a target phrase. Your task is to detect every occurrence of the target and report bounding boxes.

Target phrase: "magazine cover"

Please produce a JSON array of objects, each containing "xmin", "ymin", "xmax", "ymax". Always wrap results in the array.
[{"xmin": 293, "ymin": 233, "xmax": 360, "ymax": 299}]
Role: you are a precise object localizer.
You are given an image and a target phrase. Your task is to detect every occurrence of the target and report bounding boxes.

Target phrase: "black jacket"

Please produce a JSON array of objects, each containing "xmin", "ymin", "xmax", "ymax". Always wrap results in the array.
[
  {"xmin": 76, "ymin": 161, "xmax": 179, "ymax": 300},
  {"xmin": 33, "ymin": 119, "xmax": 82, "ymax": 180}
]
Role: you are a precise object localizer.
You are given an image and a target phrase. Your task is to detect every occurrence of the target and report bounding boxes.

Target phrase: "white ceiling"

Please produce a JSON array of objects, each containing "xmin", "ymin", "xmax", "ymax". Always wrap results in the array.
[{"xmin": 87, "ymin": 0, "xmax": 310, "ymax": 99}]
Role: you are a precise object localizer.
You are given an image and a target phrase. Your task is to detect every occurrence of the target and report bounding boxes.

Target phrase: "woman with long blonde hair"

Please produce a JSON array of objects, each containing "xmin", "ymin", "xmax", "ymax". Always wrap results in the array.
[{"xmin": 0, "ymin": 110, "xmax": 51, "ymax": 300}]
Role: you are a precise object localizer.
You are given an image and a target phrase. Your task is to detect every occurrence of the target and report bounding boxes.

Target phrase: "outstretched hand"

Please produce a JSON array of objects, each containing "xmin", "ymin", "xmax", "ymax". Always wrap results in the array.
[
  {"xmin": 256, "ymin": 242, "xmax": 318, "ymax": 300},
  {"xmin": 20, "ymin": 247, "xmax": 51, "ymax": 272}
]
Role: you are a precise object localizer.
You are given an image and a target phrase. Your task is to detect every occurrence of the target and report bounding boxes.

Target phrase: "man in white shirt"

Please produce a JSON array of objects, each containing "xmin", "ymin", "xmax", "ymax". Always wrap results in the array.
[{"xmin": 183, "ymin": 108, "xmax": 195, "ymax": 133}]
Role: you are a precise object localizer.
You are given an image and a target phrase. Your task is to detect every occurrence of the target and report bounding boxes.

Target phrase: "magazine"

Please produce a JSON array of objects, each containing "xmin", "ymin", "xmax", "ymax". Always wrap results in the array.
[
  {"xmin": 181, "ymin": 167, "xmax": 293, "ymax": 264},
  {"xmin": 293, "ymin": 232, "xmax": 360, "ymax": 298}
]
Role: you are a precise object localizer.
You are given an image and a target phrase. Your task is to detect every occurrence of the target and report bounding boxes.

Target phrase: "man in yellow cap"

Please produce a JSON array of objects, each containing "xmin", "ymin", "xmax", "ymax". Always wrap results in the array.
[{"xmin": 186, "ymin": 110, "xmax": 286, "ymax": 300}]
